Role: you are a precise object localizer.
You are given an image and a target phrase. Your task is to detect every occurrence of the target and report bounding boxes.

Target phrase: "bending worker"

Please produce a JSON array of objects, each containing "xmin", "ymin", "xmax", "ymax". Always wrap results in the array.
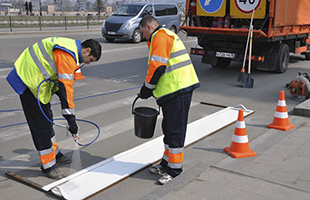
[
  {"xmin": 138, "ymin": 16, "xmax": 200, "ymax": 185},
  {"xmin": 6, "ymin": 37, "xmax": 102, "ymax": 179}
]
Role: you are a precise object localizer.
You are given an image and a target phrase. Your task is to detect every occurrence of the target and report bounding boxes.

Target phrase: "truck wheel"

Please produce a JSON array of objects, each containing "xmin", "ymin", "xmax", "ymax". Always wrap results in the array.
[
  {"xmin": 105, "ymin": 38, "xmax": 115, "ymax": 42},
  {"xmin": 274, "ymin": 44, "xmax": 289, "ymax": 73},
  {"xmin": 211, "ymin": 58, "xmax": 231, "ymax": 68},
  {"xmin": 132, "ymin": 29, "xmax": 141, "ymax": 43},
  {"xmin": 305, "ymin": 53, "xmax": 310, "ymax": 60}
]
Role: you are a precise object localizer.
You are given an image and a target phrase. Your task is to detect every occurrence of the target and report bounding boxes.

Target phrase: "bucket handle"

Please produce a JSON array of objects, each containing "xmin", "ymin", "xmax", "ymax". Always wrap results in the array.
[{"xmin": 132, "ymin": 95, "xmax": 160, "ymax": 115}]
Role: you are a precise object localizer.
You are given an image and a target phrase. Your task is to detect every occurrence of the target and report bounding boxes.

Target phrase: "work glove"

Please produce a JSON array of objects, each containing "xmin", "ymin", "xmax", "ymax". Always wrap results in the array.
[
  {"xmin": 63, "ymin": 114, "xmax": 78, "ymax": 135},
  {"xmin": 139, "ymin": 84, "xmax": 153, "ymax": 99}
]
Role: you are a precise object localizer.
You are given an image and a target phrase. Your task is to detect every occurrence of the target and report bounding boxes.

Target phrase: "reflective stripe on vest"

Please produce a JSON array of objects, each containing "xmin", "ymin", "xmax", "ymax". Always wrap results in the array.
[
  {"xmin": 148, "ymin": 29, "xmax": 199, "ymax": 100},
  {"xmin": 58, "ymin": 73, "xmax": 74, "ymax": 80}
]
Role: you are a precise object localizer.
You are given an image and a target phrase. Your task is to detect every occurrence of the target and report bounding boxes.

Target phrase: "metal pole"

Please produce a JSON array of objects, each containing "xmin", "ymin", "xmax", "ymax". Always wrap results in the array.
[
  {"xmin": 9, "ymin": 15, "xmax": 12, "ymax": 32},
  {"xmin": 65, "ymin": 15, "xmax": 67, "ymax": 30},
  {"xmin": 39, "ymin": 0, "xmax": 42, "ymax": 16},
  {"xmin": 39, "ymin": 16, "xmax": 42, "ymax": 31},
  {"xmin": 87, "ymin": 16, "xmax": 89, "ymax": 29}
]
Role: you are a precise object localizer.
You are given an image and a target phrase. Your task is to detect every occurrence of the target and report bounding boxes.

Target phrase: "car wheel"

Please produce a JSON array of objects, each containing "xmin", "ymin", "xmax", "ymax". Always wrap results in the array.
[
  {"xmin": 274, "ymin": 43, "xmax": 289, "ymax": 73},
  {"xmin": 132, "ymin": 29, "xmax": 141, "ymax": 43},
  {"xmin": 106, "ymin": 38, "xmax": 115, "ymax": 42},
  {"xmin": 170, "ymin": 26, "xmax": 177, "ymax": 34}
]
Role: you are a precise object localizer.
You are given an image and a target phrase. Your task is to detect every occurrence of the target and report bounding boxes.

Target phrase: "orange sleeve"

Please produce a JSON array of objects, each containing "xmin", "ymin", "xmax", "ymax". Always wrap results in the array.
[
  {"xmin": 146, "ymin": 30, "xmax": 174, "ymax": 83},
  {"xmin": 53, "ymin": 49, "xmax": 76, "ymax": 109}
]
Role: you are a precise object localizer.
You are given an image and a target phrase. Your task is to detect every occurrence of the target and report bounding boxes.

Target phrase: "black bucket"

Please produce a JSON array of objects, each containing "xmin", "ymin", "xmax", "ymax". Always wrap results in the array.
[{"xmin": 132, "ymin": 96, "xmax": 159, "ymax": 139}]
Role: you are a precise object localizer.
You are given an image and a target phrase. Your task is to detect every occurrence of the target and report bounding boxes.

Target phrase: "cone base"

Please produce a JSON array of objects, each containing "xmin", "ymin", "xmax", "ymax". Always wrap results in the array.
[
  {"xmin": 267, "ymin": 123, "xmax": 294, "ymax": 131},
  {"xmin": 224, "ymin": 147, "xmax": 257, "ymax": 159},
  {"xmin": 74, "ymin": 76, "xmax": 85, "ymax": 80}
]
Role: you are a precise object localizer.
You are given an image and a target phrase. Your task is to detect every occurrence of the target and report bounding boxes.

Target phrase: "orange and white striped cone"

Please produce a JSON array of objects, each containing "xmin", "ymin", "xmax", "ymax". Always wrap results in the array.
[
  {"xmin": 267, "ymin": 90, "xmax": 294, "ymax": 131},
  {"xmin": 224, "ymin": 109, "xmax": 256, "ymax": 159},
  {"xmin": 74, "ymin": 65, "xmax": 85, "ymax": 80}
]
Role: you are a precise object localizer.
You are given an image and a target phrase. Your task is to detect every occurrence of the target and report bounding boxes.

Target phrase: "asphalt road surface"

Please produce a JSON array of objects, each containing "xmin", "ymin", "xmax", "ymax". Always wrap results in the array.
[{"xmin": 0, "ymin": 29, "xmax": 309, "ymax": 199}]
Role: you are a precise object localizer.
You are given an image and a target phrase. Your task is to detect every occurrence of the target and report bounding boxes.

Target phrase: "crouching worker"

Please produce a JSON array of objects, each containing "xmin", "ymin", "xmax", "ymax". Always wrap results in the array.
[
  {"xmin": 6, "ymin": 37, "xmax": 102, "ymax": 179},
  {"xmin": 138, "ymin": 16, "xmax": 200, "ymax": 185}
]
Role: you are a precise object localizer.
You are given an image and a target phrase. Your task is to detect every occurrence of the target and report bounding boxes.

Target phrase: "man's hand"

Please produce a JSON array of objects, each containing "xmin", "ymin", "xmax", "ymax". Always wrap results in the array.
[{"xmin": 139, "ymin": 84, "xmax": 152, "ymax": 99}]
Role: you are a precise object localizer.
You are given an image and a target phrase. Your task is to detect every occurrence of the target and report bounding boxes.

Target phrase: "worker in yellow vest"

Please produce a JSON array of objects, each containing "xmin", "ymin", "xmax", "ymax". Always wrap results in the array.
[
  {"xmin": 6, "ymin": 37, "xmax": 102, "ymax": 179},
  {"xmin": 139, "ymin": 16, "xmax": 200, "ymax": 185}
]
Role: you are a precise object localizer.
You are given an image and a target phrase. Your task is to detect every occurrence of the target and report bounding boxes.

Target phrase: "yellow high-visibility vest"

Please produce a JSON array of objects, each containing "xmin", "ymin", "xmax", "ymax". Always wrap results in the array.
[
  {"xmin": 15, "ymin": 37, "xmax": 79, "ymax": 104},
  {"xmin": 148, "ymin": 28, "xmax": 199, "ymax": 101}
]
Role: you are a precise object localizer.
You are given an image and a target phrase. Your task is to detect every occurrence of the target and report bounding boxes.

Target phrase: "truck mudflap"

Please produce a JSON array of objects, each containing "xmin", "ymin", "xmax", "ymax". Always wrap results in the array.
[
  {"xmin": 191, "ymin": 48, "xmax": 264, "ymax": 68},
  {"xmin": 181, "ymin": 26, "xmax": 268, "ymax": 38}
]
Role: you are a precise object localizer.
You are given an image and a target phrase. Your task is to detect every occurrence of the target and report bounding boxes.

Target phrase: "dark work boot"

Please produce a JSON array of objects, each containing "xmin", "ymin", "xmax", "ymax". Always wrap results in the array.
[
  {"xmin": 42, "ymin": 167, "xmax": 64, "ymax": 180},
  {"xmin": 56, "ymin": 154, "xmax": 72, "ymax": 166},
  {"xmin": 56, "ymin": 152, "xmax": 72, "ymax": 166}
]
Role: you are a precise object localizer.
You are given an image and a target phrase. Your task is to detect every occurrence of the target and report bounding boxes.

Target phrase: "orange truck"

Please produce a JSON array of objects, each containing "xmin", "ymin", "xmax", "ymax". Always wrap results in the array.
[{"xmin": 181, "ymin": 0, "xmax": 310, "ymax": 73}]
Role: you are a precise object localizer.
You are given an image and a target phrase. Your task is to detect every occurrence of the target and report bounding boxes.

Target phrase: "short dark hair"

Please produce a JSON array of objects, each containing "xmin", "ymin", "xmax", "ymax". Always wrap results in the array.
[
  {"xmin": 139, "ymin": 15, "xmax": 159, "ymax": 28},
  {"xmin": 81, "ymin": 39, "xmax": 102, "ymax": 61}
]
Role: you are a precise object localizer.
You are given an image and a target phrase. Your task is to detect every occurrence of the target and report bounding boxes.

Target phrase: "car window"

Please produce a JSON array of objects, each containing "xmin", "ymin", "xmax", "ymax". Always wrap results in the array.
[
  {"xmin": 154, "ymin": 4, "xmax": 178, "ymax": 16},
  {"xmin": 142, "ymin": 5, "xmax": 153, "ymax": 15},
  {"xmin": 114, "ymin": 5, "xmax": 143, "ymax": 16}
]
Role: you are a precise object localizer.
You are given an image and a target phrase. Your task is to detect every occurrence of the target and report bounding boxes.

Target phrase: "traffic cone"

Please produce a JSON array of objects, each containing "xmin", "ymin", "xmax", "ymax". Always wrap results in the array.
[
  {"xmin": 74, "ymin": 65, "xmax": 85, "ymax": 80},
  {"xmin": 224, "ymin": 109, "xmax": 256, "ymax": 159},
  {"xmin": 267, "ymin": 91, "xmax": 294, "ymax": 131}
]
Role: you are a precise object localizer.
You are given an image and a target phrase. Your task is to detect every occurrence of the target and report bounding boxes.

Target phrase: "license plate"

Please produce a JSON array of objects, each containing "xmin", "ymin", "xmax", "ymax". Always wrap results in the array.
[
  {"xmin": 108, "ymin": 31, "xmax": 116, "ymax": 35},
  {"xmin": 216, "ymin": 52, "xmax": 235, "ymax": 58}
]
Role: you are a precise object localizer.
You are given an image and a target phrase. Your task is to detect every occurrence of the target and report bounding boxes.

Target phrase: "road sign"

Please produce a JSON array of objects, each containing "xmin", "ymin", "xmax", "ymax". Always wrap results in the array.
[
  {"xmin": 234, "ymin": 0, "xmax": 261, "ymax": 14},
  {"xmin": 197, "ymin": 0, "xmax": 226, "ymax": 17},
  {"xmin": 230, "ymin": 0, "xmax": 266, "ymax": 19}
]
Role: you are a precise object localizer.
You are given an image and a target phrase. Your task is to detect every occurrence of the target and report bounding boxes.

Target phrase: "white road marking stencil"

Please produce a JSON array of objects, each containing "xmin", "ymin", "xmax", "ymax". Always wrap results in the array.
[{"xmin": 43, "ymin": 106, "xmax": 254, "ymax": 199}]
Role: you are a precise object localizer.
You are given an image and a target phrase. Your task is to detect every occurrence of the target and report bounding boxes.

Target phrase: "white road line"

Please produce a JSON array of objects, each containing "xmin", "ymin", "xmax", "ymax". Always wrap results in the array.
[
  {"xmin": 0, "ymin": 68, "xmax": 12, "ymax": 71},
  {"xmin": 0, "ymin": 101, "xmax": 200, "ymax": 169}
]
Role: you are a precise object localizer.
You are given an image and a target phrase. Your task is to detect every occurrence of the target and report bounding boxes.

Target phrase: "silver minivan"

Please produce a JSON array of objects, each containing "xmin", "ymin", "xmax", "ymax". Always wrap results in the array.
[{"xmin": 102, "ymin": 3, "xmax": 180, "ymax": 43}]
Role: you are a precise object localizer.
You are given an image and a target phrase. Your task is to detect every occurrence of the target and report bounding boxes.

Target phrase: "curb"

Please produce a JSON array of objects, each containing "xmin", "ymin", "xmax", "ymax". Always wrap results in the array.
[{"xmin": 293, "ymin": 99, "xmax": 310, "ymax": 117}]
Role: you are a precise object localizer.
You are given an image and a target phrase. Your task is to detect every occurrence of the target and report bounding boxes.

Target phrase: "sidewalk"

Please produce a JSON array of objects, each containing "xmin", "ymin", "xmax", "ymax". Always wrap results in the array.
[{"xmin": 143, "ymin": 99, "xmax": 310, "ymax": 200}]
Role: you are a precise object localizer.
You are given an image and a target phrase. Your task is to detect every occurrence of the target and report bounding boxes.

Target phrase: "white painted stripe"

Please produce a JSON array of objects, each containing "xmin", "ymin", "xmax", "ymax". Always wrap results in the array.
[
  {"xmin": 277, "ymin": 100, "xmax": 286, "ymax": 107},
  {"xmin": 236, "ymin": 121, "xmax": 245, "ymax": 129},
  {"xmin": 43, "ymin": 107, "xmax": 254, "ymax": 199},
  {"xmin": 0, "ymin": 67, "xmax": 13, "ymax": 71},
  {"xmin": 232, "ymin": 135, "xmax": 249, "ymax": 143},
  {"xmin": 274, "ymin": 111, "xmax": 288, "ymax": 119}
]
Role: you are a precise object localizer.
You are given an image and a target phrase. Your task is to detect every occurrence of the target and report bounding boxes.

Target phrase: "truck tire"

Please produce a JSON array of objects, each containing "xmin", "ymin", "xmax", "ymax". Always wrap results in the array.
[
  {"xmin": 274, "ymin": 44, "xmax": 289, "ymax": 73},
  {"xmin": 305, "ymin": 53, "xmax": 310, "ymax": 60},
  {"xmin": 132, "ymin": 29, "xmax": 142, "ymax": 43},
  {"xmin": 211, "ymin": 58, "xmax": 231, "ymax": 68}
]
